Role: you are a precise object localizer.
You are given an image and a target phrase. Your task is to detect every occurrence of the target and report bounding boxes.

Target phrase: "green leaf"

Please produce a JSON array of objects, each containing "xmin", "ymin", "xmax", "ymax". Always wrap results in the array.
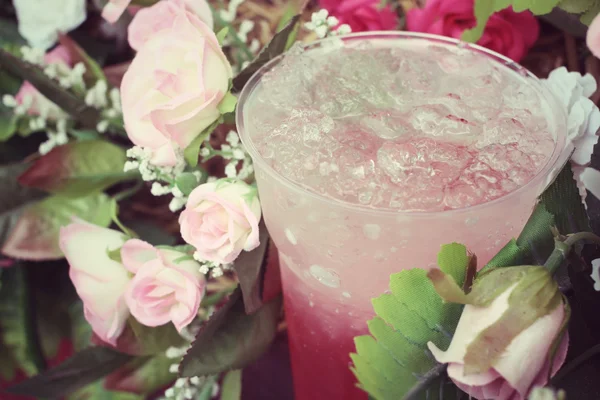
[
  {"xmin": 0, "ymin": 106, "xmax": 18, "ymax": 142},
  {"xmin": 218, "ymin": 91, "xmax": 238, "ymax": 115},
  {"xmin": 462, "ymin": 0, "xmax": 560, "ymax": 43},
  {"xmin": 68, "ymin": 301, "xmax": 93, "ymax": 352},
  {"xmin": 0, "ymin": 48, "xmax": 103, "ymax": 130},
  {"xmin": 176, "ymin": 172, "xmax": 201, "ymax": 196},
  {"xmin": 68, "ymin": 379, "xmax": 143, "ymax": 400},
  {"xmin": 217, "ymin": 27, "xmax": 230, "ymax": 45},
  {"xmin": 558, "ymin": 0, "xmax": 595, "ymax": 13},
  {"xmin": 179, "ymin": 288, "xmax": 282, "ymax": 377},
  {"xmin": 113, "ymin": 317, "xmax": 186, "ymax": 356},
  {"xmin": 0, "ymin": 266, "xmax": 45, "ymax": 379},
  {"xmin": 1, "ymin": 192, "xmax": 113, "ymax": 260},
  {"xmin": 6, "ymin": 346, "xmax": 133, "ymax": 399},
  {"xmin": 221, "ymin": 370, "xmax": 242, "ymax": 400},
  {"xmin": 69, "ymin": 129, "xmax": 100, "ymax": 141},
  {"xmin": 104, "ymin": 353, "xmax": 176, "ymax": 395},
  {"xmin": 18, "ymin": 140, "xmax": 135, "ymax": 197},
  {"xmin": 351, "ymin": 244, "xmax": 470, "ymax": 399},
  {"xmin": 232, "ymin": 14, "xmax": 301, "ymax": 92},
  {"xmin": 232, "ymin": 221, "xmax": 271, "ymax": 314},
  {"xmin": 184, "ymin": 118, "xmax": 220, "ymax": 167},
  {"xmin": 581, "ymin": 2, "xmax": 600, "ymax": 25},
  {"xmin": 0, "ymin": 18, "xmax": 25, "ymax": 49}
]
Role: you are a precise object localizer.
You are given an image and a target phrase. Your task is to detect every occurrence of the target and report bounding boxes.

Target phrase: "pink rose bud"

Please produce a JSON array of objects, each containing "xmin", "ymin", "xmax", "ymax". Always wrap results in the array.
[
  {"xmin": 179, "ymin": 179, "xmax": 262, "ymax": 264},
  {"xmin": 427, "ymin": 266, "xmax": 569, "ymax": 400},
  {"xmin": 15, "ymin": 45, "xmax": 73, "ymax": 119},
  {"xmin": 128, "ymin": 0, "xmax": 214, "ymax": 51},
  {"xmin": 101, "ymin": 0, "xmax": 132, "ymax": 23},
  {"xmin": 120, "ymin": 4, "xmax": 232, "ymax": 166},
  {"xmin": 59, "ymin": 221, "xmax": 131, "ymax": 345},
  {"xmin": 406, "ymin": 0, "xmax": 539, "ymax": 62},
  {"xmin": 121, "ymin": 239, "xmax": 206, "ymax": 332}
]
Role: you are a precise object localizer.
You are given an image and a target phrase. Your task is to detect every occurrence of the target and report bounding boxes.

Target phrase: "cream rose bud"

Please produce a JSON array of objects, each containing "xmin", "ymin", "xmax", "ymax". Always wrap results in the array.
[
  {"xmin": 120, "ymin": 6, "xmax": 232, "ymax": 167},
  {"xmin": 59, "ymin": 221, "xmax": 131, "ymax": 345},
  {"xmin": 179, "ymin": 179, "xmax": 262, "ymax": 264},
  {"xmin": 121, "ymin": 239, "xmax": 206, "ymax": 332},
  {"xmin": 128, "ymin": 0, "xmax": 214, "ymax": 51},
  {"xmin": 427, "ymin": 266, "xmax": 569, "ymax": 400}
]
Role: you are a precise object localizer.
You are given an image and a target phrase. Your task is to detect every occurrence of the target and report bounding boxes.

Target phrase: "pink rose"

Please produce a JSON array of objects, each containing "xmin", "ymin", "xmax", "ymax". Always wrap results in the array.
[
  {"xmin": 406, "ymin": 0, "xmax": 539, "ymax": 62},
  {"xmin": 121, "ymin": 239, "xmax": 205, "ymax": 332},
  {"xmin": 120, "ymin": 4, "xmax": 232, "ymax": 166},
  {"xmin": 428, "ymin": 281, "xmax": 569, "ymax": 400},
  {"xmin": 59, "ymin": 221, "xmax": 131, "ymax": 345},
  {"xmin": 15, "ymin": 45, "xmax": 72, "ymax": 119},
  {"xmin": 101, "ymin": 0, "xmax": 132, "ymax": 23},
  {"xmin": 319, "ymin": 0, "xmax": 398, "ymax": 32},
  {"xmin": 587, "ymin": 13, "xmax": 600, "ymax": 59},
  {"xmin": 128, "ymin": 0, "xmax": 214, "ymax": 51},
  {"xmin": 179, "ymin": 180, "xmax": 261, "ymax": 264}
]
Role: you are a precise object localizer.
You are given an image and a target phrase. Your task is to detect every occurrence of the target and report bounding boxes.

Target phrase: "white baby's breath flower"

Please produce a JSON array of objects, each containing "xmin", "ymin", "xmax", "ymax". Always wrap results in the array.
[
  {"xmin": 332, "ymin": 24, "xmax": 352, "ymax": 36},
  {"xmin": 96, "ymin": 120, "xmax": 109, "ymax": 133},
  {"xmin": 123, "ymin": 161, "xmax": 139, "ymax": 172},
  {"xmin": 2, "ymin": 95, "xmax": 17, "ymax": 108},
  {"xmin": 169, "ymin": 197, "xmax": 187, "ymax": 212},
  {"xmin": 151, "ymin": 182, "xmax": 172, "ymax": 196}
]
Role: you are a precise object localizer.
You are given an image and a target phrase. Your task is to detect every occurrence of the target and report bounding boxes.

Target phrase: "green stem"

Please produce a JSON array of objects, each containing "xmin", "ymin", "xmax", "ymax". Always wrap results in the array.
[
  {"xmin": 544, "ymin": 232, "xmax": 600, "ymax": 274},
  {"xmin": 213, "ymin": 13, "xmax": 255, "ymax": 62},
  {"xmin": 402, "ymin": 363, "xmax": 448, "ymax": 400},
  {"xmin": 112, "ymin": 181, "xmax": 143, "ymax": 202}
]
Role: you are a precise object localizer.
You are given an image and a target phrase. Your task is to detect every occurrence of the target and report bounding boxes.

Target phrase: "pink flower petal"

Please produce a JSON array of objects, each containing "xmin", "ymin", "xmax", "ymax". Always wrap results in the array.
[{"xmin": 121, "ymin": 239, "xmax": 158, "ymax": 273}]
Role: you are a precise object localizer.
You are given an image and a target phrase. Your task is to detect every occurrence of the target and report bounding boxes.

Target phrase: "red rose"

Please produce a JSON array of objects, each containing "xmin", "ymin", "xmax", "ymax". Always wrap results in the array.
[{"xmin": 319, "ymin": 0, "xmax": 399, "ymax": 32}]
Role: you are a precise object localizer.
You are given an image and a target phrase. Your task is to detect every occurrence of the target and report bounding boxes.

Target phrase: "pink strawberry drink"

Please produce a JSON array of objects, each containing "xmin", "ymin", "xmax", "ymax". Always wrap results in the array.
[{"xmin": 236, "ymin": 33, "xmax": 567, "ymax": 400}]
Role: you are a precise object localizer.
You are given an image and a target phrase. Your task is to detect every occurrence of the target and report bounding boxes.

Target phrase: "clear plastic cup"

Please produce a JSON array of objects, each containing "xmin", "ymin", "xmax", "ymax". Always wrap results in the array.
[{"xmin": 236, "ymin": 32, "xmax": 568, "ymax": 400}]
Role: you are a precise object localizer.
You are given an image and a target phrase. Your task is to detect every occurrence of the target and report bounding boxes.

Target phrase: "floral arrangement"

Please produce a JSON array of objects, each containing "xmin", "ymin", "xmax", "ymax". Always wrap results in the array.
[{"xmin": 1, "ymin": 0, "xmax": 600, "ymax": 400}]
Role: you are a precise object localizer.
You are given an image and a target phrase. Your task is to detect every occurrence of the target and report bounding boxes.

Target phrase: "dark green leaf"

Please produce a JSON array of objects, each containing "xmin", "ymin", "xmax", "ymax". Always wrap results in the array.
[
  {"xmin": 232, "ymin": 15, "xmax": 301, "ymax": 92},
  {"xmin": 0, "ymin": 266, "xmax": 45, "ymax": 378},
  {"xmin": 18, "ymin": 140, "xmax": 135, "ymax": 197},
  {"xmin": 113, "ymin": 317, "xmax": 186, "ymax": 356},
  {"xmin": 68, "ymin": 379, "xmax": 142, "ymax": 400},
  {"xmin": 176, "ymin": 172, "xmax": 201, "ymax": 196},
  {"xmin": 6, "ymin": 346, "xmax": 133, "ymax": 399},
  {"xmin": 0, "ymin": 106, "xmax": 18, "ymax": 142},
  {"xmin": 0, "ymin": 163, "xmax": 46, "ymax": 249},
  {"xmin": 0, "ymin": 18, "xmax": 25, "ymax": 49},
  {"xmin": 104, "ymin": 353, "xmax": 176, "ymax": 395},
  {"xmin": 184, "ymin": 118, "xmax": 220, "ymax": 167},
  {"xmin": 179, "ymin": 288, "xmax": 282, "ymax": 377},
  {"xmin": 0, "ymin": 48, "xmax": 102, "ymax": 129},
  {"xmin": 232, "ymin": 220, "xmax": 270, "ymax": 314}
]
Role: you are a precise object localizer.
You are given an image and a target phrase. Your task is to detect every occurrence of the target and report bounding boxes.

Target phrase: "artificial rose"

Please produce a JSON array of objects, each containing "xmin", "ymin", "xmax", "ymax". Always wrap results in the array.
[
  {"xmin": 179, "ymin": 180, "xmax": 261, "ymax": 264},
  {"xmin": 588, "ymin": 12, "xmax": 600, "ymax": 59},
  {"xmin": 15, "ymin": 45, "xmax": 72, "ymax": 120},
  {"xmin": 59, "ymin": 221, "xmax": 131, "ymax": 345},
  {"xmin": 128, "ymin": 0, "xmax": 214, "ymax": 51},
  {"xmin": 120, "ymin": 5, "xmax": 232, "ymax": 166},
  {"xmin": 121, "ymin": 239, "xmax": 205, "ymax": 332},
  {"xmin": 318, "ymin": 0, "xmax": 398, "ymax": 32},
  {"xmin": 406, "ymin": 0, "xmax": 539, "ymax": 62},
  {"xmin": 13, "ymin": 0, "xmax": 86, "ymax": 50},
  {"xmin": 428, "ymin": 267, "xmax": 569, "ymax": 400},
  {"xmin": 102, "ymin": 0, "xmax": 132, "ymax": 23}
]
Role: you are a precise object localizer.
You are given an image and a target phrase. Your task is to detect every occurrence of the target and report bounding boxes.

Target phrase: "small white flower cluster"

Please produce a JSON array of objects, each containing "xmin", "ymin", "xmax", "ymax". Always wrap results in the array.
[
  {"xmin": 219, "ymin": 0, "xmax": 244, "ymax": 22},
  {"xmin": 162, "ymin": 347, "xmax": 219, "ymax": 400},
  {"xmin": 57, "ymin": 62, "xmax": 86, "ymax": 89},
  {"xmin": 39, "ymin": 119, "xmax": 69, "ymax": 155},
  {"xmin": 193, "ymin": 255, "xmax": 232, "ymax": 278},
  {"xmin": 85, "ymin": 80, "xmax": 123, "ymax": 133},
  {"xmin": 20, "ymin": 46, "xmax": 45, "ymax": 65},
  {"xmin": 216, "ymin": 130, "xmax": 254, "ymax": 180},
  {"xmin": 124, "ymin": 146, "xmax": 186, "ymax": 182},
  {"xmin": 304, "ymin": 9, "xmax": 351, "ymax": 39},
  {"xmin": 2, "ymin": 93, "xmax": 29, "ymax": 116}
]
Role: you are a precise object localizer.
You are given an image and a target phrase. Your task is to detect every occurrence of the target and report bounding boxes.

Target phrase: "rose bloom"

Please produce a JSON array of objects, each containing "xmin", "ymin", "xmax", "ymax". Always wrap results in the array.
[
  {"xmin": 121, "ymin": 239, "xmax": 206, "ymax": 332},
  {"xmin": 428, "ymin": 282, "xmax": 569, "ymax": 400},
  {"xmin": 15, "ymin": 45, "xmax": 72, "ymax": 120},
  {"xmin": 179, "ymin": 180, "xmax": 262, "ymax": 264},
  {"xmin": 406, "ymin": 0, "xmax": 539, "ymax": 62},
  {"xmin": 59, "ymin": 221, "xmax": 131, "ymax": 345},
  {"xmin": 319, "ymin": 0, "xmax": 398, "ymax": 32},
  {"xmin": 128, "ymin": 0, "xmax": 214, "ymax": 51},
  {"xmin": 120, "ymin": 2, "xmax": 232, "ymax": 166}
]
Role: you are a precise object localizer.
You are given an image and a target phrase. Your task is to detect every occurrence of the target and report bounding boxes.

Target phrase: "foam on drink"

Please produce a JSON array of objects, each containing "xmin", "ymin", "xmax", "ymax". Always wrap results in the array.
[{"xmin": 245, "ymin": 39, "xmax": 555, "ymax": 212}]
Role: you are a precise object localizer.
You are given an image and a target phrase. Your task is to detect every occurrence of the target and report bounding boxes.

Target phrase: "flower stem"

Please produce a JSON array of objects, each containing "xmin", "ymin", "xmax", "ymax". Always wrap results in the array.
[
  {"xmin": 545, "ymin": 232, "xmax": 600, "ymax": 274},
  {"xmin": 112, "ymin": 180, "xmax": 143, "ymax": 202},
  {"xmin": 402, "ymin": 363, "xmax": 448, "ymax": 400}
]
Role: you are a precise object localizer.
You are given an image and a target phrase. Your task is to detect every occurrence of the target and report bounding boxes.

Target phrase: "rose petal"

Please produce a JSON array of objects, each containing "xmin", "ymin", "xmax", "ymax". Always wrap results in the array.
[{"xmin": 121, "ymin": 239, "xmax": 158, "ymax": 273}]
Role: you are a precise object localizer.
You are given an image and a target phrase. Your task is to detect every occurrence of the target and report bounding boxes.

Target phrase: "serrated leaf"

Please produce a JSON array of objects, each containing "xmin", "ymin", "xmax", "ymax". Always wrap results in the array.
[
  {"xmin": 0, "ymin": 48, "xmax": 102, "ymax": 129},
  {"xmin": 232, "ymin": 220, "xmax": 270, "ymax": 314},
  {"xmin": 558, "ymin": 0, "xmax": 594, "ymax": 13},
  {"xmin": 184, "ymin": 118, "xmax": 220, "ymax": 167},
  {"xmin": 6, "ymin": 346, "xmax": 133, "ymax": 399},
  {"xmin": 351, "ymin": 244, "xmax": 470, "ymax": 399},
  {"xmin": 18, "ymin": 140, "xmax": 135, "ymax": 197},
  {"xmin": 179, "ymin": 288, "xmax": 282, "ymax": 377},
  {"xmin": 580, "ymin": 1, "xmax": 600, "ymax": 24},
  {"xmin": 463, "ymin": 0, "xmax": 560, "ymax": 43},
  {"xmin": 1, "ymin": 192, "xmax": 113, "ymax": 260},
  {"xmin": 232, "ymin": 15, "xmax": 301, "ymax": 92},
  {"xmin": 221, "ymin": 370, "xmax": 242, "ymax": 400},
  {"xmin": 104, "ymin": 353, "xmax": 176, "ymax": 395},
  {"xmin": 0, "ymin": 266, "xmax": 45, "ymax": 378}
]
